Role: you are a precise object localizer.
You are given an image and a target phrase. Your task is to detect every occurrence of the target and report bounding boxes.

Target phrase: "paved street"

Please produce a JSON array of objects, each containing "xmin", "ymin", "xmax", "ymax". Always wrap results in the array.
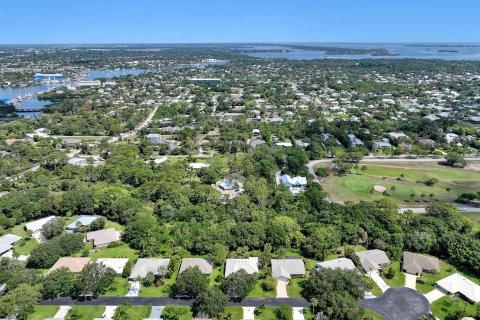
[{"xmin": 40, "ymin": 297, "xmax": 311, "ymax": 308}]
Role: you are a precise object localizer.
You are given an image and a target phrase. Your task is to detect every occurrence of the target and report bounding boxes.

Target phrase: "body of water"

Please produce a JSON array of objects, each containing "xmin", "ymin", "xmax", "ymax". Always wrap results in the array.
[
  {"xmin": 245, "ymin": 43, "xmax": 480, "ymax": 60},
  {"xmin": 0, "ymin": 68, "xmax": 147, "ymax": 118}
]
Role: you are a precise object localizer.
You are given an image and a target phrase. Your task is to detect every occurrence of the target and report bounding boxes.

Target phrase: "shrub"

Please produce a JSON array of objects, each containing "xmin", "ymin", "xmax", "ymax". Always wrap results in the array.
[{"xmin": 262, "ymin": 276, "xmax": 275, "ymax": 291}]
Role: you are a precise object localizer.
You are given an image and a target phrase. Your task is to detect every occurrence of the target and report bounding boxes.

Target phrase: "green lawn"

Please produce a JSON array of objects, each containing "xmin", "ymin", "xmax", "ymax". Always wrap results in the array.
[
  {"xmin": 364, "ymin": 276, "xmax": 383, "ymax": 297},
  {"xmin": 382, "ymin": 261, "xmax": 405, "ymax": 287},
  {"xmin": 255, "ymin": 306, "xmax": 293, "ymax": 320},
  {"xmin": 10, "ymin": 222, "xmax": 29, "ymax": 238},
  {"xmin": 248, "ymin": 280, "xmax": 276, "ymax": 298},
  {"xmin": 431, "ymin": 295, "xmax": 478, "ymax": 319},
  {"xmin": 416, "ymin": 258, "xmax": 480, "ymax": 294},
  {"xmin": 139, "ymin": 266, "xmax": 179, "ymax": 297},
  {"xmin": 210, "ymin": 266, "xmax": 223, "ymax": 286},
  {"xmin": 87, "ymin": 242, "xmax": 139, "ymax": 260},
  {"xmin": 287, "ymin": 277, "xmax": 306, "ymax": 298},
  {"xmin": 67, "ymin": 306, "xmax": 105, "ymax": 320},
  {"xmin": 319, "ymin": 161, "xmax": 480, "ymax": 206},
  {"xmin": 117, "ymin": 306, "xmax": 151, "ymax": 320},
  {"xmin": 28, "ymin": 306, "xmax": 59, "ymax": 320},
  {"xmin": 14, "ymin": 238, "xmax": 38, "ymax": 255},
  {"xmin": 361, "ymin": 309, "xmax": 385, "ymax": 320},
  {"xmin": 162, "ymin": 306, "xmax": 193, "ymax": 320},
  {"xmin": 463, "ymin": 212, "xmax": 480, "ymax": 230},
  {"xmin": 325, "ymin": 245, "xmax": 366, "ymax": 261},
  {"xmin": 102, "ymin": 277, "xmax": 131, "ymax": 296},
  {"xmin": 221, "ymin": 307, "xmax": 243, "ymax": 319}
]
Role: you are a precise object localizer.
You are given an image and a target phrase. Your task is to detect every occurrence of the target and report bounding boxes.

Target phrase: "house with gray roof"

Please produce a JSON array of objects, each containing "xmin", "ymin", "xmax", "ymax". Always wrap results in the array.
[
  {"xmin": 348, "ymin": 134, "xmax": 364, "ymax": 146},
  {"xmin": 225, "ymin": 257, "xmax": 259, "ymax": 277},
  {"xmin": 402, "ymin": 251, "xmax": 440, "ymax": 276},
  {"xmin": 315, "ymin": 258, "xmax": 356, "ymax": 271},
  {"xmin": 179, "ymin": 258, "xmax": 213, "ymax": 275},
  {"xmin": 86, "ymin": 228, "xmax": 120, "ymax": 248},
  {"xmin": 355, "ymin": 249, "xmax": 390, "ymax": 273},
  {"xmin": 271, "ymin": 259, "xmax": 305, "ymax": 282},
  {"xmin": 66, "ymin": 215, "xmax": 101, "ymax": 233},
  {"xmin": 373, "ymin": 138, "xmax": 392, "ymax": 150},
  {"xmin": 129, "ymin": 258, "xmax": 171, "ymax": 280},
  {"xmin": 0, "ymin": 234, "xmax": 22, "ymax": 246}
]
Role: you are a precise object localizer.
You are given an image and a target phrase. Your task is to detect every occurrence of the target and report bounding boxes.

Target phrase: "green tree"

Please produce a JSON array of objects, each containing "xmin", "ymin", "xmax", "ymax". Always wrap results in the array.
[
  {"xmin": 0, "ymin": 284, "xmax": 41, "ymax": 320},
  {"xmin": 41, "ymin": 217, "xmax": 65, "ymax": 240},
  {"xmin": 175, "ymin": 266, "xmax": 209, "ymax": 299},
  {"xmin": 445, "ymin": 152, "xmax": 466, "ymax": 168},
  {"xmin": 209, "ymin": 243, "xmax": 228, "ymax": 266},
  {"xmin": 41, "ymin": 267, "xmax": 76, "ymax": 299},
  {"xmin": 222, "ymin": 269, "xmax": 257, "ymax": 298},
  {"xmin": 192, "ymin": 287, "xmax": 228, "ymax": 319},
  {"xmin": 75, "ymin": 263, "xmax": 115, "ymax": 297}
]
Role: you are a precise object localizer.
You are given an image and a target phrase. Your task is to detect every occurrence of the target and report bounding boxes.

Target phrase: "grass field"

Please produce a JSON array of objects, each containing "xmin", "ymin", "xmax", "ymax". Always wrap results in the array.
[
  {"xmin": 102, "ymin": 277, "xmax": 131, "ymax": 296},
  {"xmin": 116, "ymin": 306, "xmax": 151, "ymax": 320},
  {"xmin": 416, "ymin": 258, "xmax": 480, "ymax": 294},
  {"xmin": 361, "ymin": 309, "xmax": 385, "ymax": 320},
  {"xmin": 248, "ymin": 280, "xmax": 276, "ymax": 298},
  {"xmin": 382, "ymin": 261, "xmax": 405, "ymax": 287},
  {"xmin": 28, "ymin": 306, "xmax": 59, "ymax": 320},
  {"xmin": 14, "ymin": 238, "xmax": 38, "ymax": 255},
  {"xmin": 255, "ymin": 306, "xmax": 293, "ymax": 320},
  {"xmin": 431, "ymin": 295, "xmax": 478, "ymax": 319},
  {"xmin": 319, "ymin": 161, "xmax": 480, "ymax": 206},
  {"xmin": 86, "ymin": 242, "xmax": 139, "ymax": 260},
  {"xmin": 67, "ymin": 306, "xmax": 105, "ymax": 320}
]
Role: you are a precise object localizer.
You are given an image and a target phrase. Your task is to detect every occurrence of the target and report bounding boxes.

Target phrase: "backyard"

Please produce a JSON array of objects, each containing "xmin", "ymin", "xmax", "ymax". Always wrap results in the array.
[{"xmin": 430, "ymin": 295, "xmax": 478, "ymax": 319}]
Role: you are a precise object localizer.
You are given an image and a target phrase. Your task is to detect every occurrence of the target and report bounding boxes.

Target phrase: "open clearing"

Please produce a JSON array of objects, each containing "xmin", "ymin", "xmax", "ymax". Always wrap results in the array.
[{"xmin": 318, "ymin": 161, "xmax": 480, "ymax": 206}]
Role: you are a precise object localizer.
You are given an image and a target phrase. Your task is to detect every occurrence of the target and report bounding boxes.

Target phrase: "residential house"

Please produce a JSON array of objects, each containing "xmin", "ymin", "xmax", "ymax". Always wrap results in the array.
[
  {"xmin": 96, "ymin": 258, "xmax": 129, "ymax": 275},
  {"xmin": 315, "ymin": 258, "xmax": 356, "ymax": 271},
  {"xmin": 373, "ymin": 138, "xmax": 392, "ymax": 150},
  {"xmin": 178, "ymin": 258, "xmax": 213, "ymax": 275},
  {"xmin": 355, "ymin": 249, "xmax": 390, "ymax": 273},
  {"xmin": 348, "ymin": 134, "xmax": 364, "ymax": 147},
  {"xmin": 402, "ymin": 251, "xmax": 440, "ymax": 276},
  {"xmin": 129, "ymin": 258, "xmax": 171, "ymax": 280},
  {"xmin": 436, "ymin": 273, "xmax": 480, "ymax": 303},
  {"xmin": 66, "ymin": 215, "xmax": 101, "ymax": 233},
  {"xmin": 86, "ymin": 228, "xmax": 120, "ymax": 248},
  {"xmin": 48, "ymin": 257, "xmax": 91, "ymax": 274},
  {"xmin": 189, "ymin": 163, "xmax": 210, "ymax": 170},
  {"xmin": 225, "ymin": 257, "xmax": 259, "ymax": 277},
  {"xmin": 271, "ymin": 259, "xmax": 305, "ymax": 282},
  {"xmin": 146, "ymin": 133, "xmax": 165, "ymax": 145},
  {"xmin": 24, "ymin": 216, "xmax": 56, "ymax": 242},
  {"xmin": 281, "ymin": 174, "xmax": 307, "ymax": 195}
]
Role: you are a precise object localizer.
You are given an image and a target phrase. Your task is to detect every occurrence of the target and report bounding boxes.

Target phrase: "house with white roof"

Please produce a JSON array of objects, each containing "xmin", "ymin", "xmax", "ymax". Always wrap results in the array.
[
  {"xmin": 315, "ymin": 257, "xmax": 356, "ymax": 271},
  {"xmin": 271, "ymin": 259, "xmax": 305, "ymax": 282},
  {"xmin": 189, "ymin": 163, "xmax": 210, "ymax": 170},
  {"xmin": 24, "ymin": 216, "xmax": 56, "ymax": 242},
  {"xmin": 96, "ymin": 258, "xmax": 129, "ymax": 275},
  {"xmin": 225, "ymin": 257, "xmax": 259, "ymax": 277},
  {"xmin": 281, "ymin": 174, "xmax": 307, "ymax": 195},
  {"xmin": 348, "ymin": 134, "xmax": 364, "ymax": 146},
  {"xmin": 373, "ymin": 138, "xmax": 392, "ymax": 150},
  {"xmin": 436, "ymin": 273, "xmax": 480, "ymax": 303}
]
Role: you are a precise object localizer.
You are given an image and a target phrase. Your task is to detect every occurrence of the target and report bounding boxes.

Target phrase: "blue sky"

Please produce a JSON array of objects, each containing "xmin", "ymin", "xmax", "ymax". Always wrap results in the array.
[{"xmin": 1, "ymin": 0, "xmax": 479, "ymax": 44}]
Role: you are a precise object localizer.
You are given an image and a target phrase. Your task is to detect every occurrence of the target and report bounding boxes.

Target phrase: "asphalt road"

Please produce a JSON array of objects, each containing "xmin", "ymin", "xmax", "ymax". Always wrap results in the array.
[{"xmin": 39, "ymin": 297, "xmax": 311, "ymax": 308}]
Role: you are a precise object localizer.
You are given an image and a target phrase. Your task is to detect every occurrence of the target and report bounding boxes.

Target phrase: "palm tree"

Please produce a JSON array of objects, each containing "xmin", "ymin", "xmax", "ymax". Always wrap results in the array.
[
  {"xmin": 391, "ymin": 185, "xmax": 396, "ymax": 195},
  {"xmin": 446, "ymin": 187, "xmax": 451, "ymax": 195},
  {"xmin": 400, "ymin": 173, "xmax": 405, "ymax": 180},
  {"xmin": 354, "ymin": 164, "xmax": 359, "ymax": 175},
  {"xmin": 420, "ymin": 193, "xmax": 426, "ymax": 202},
  {"xmin": 311, "ymin": 298, "xmax": 319, "ymax": 315},
  {"xmin": 361, "ymin": 165, "xmax": 367, "ymax": 175},
  {"xmin": 429, "ymin": 193, "xmax": 435, "ymax": 203},
  {"xmin": 409, "ymin": 193, "xmax": 416, "ymax": 203}
]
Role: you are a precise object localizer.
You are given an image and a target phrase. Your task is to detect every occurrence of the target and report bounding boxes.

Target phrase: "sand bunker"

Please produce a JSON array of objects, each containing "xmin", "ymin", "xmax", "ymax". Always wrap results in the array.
[{"xmin": 374, "ymin": 185, "xmax": 387, "ymax": 193}]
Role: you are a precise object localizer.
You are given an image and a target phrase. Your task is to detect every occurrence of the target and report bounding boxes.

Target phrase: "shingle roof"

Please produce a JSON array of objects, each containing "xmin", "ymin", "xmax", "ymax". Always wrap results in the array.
[
  {"xmin": 315, "ymin": 258, "xmax": 356, "ymax": 271},
  {"xmin": 129, "ymin": 258, "xmax": 171, "ymax": 279},
  {"xmin": 179, "ymin": 258, "xmax": 213, "ymax": 275},
  {"xmin": 48, "ymin": 257, "xmax": 91, "ymax": 274},
  {"xmin": 271, "ymin": 259, "xmax": 305, "ymax": 280},
  {"xmin": 96, "ymin": 258, "xmax": 129, "ymax": 274},
  {"xmin": 403, "ymin": 251, "xmax": 440, "ymax": 275},
  {"xmin": 0, "ymin": 234, "xmax": 22, "ymax": 246},
  {"xmin": 436, "ymin": 273, "xmax": 480, "ymax": 303},
  {"xmin": 225, "ymin": 257, "xmax": 259, "ymax": 277},
  {"xmin": 356, "ymin": 249, "xmax": 390, "ymax": 272},
  {"xmin": 86, "ymin": 228, "xmax": 120, "ymax": 247}
]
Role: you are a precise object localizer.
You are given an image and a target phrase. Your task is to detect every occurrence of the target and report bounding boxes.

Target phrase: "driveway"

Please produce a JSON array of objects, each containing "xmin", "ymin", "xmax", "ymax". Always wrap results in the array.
[
  {"xmin": 368, "ymin": 270, "xmax": 390, "ymax": 293},
  {"xmin": 242, "ymin": 307, "xmax": 255, "ymax": 320},
  {"xmin": 292, "ymin": 307, "xmax": 305, "ymax": 320},
  {"xmin": 358, "ymin": 287, "xmax": 430, "ymax": 320},
  {"xmin": 276, "ymin": 280, "xmax": 288, "ymax": 298},
  {"xmin": 404, "ymin": 273, "xmax": 417, "ymax": 290},
  {"xmin": 101, "ymin": 306, "xmax": 118, "ymax": 319},
  {"xmin": 53, "ymin": 305, "xmax": 71, "ymax": 319},
  {"xmin": 126, "ymin": 281, "xmax": 140, "ymax": 297},
  {"xmin": 148, "ymin": 306, "xmax": 164, "ymax": 319},
  {"xmin": 424, "ymin": 288, "xmax": 446, "ymax": 303}
]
